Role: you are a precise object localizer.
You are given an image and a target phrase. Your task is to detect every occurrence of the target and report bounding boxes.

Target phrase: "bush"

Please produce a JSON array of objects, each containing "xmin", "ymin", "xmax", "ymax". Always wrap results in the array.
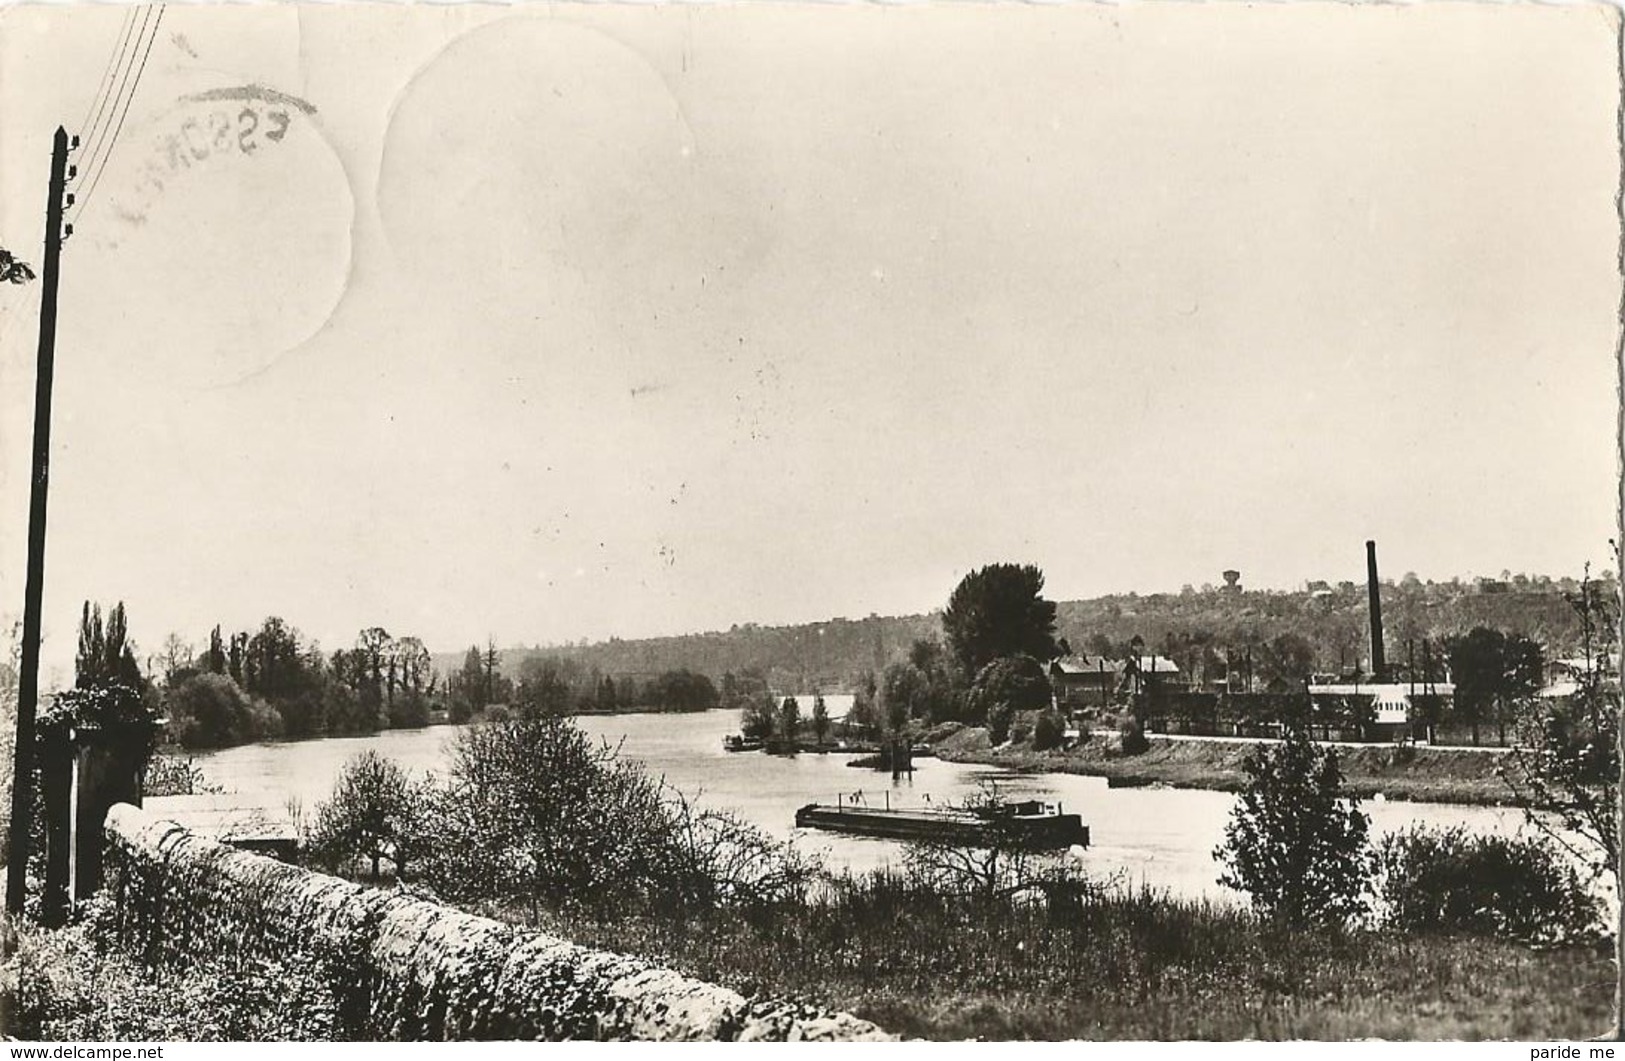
[
  {"xmin": 143, "ymin": 754, "xmax": 221, "ymax": 797},
  {"xmin": 1118, "ymin": 715, "xmax": 1150, "ymax": 756},
  {"xmin": 420, "ymin": 716, "xmax": 703, "ymax": 914},
  {"xmin": 308, "ymin": 751, "xmax": 431, "ymax": 879},
  {"xmin": 164, "ymin": 674, "xmax": 281, "ymax": 749},
  {"xmin": 1032, "ymin": 709, "xmax": 1065, "ymax": 751},
  {"xmin": 987, "ymin": 702, "xmax": 1015, "ymax": 745},
  {"xmin": 969, "ymin": 656, "xmax": 1052, "ymax": 728},
  {"xmin": 1214, "ymin": 723, "xmax": 1373, "ymax": 928},
  {"xmin": 1376, "ymin": 825, "xmax": 1602, "ymax": 944}
]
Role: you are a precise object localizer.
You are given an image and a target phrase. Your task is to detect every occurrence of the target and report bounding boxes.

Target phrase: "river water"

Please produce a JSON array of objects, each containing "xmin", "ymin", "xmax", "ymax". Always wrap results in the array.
[{"xmin": 189, "ymin": 708, "xmax": 1531, "ymax": 903}]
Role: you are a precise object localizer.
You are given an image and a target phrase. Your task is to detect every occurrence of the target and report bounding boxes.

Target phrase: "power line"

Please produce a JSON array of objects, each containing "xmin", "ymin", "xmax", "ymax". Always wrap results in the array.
[
  {"xmin": 73, "ymin": 5, "xmax": 164, "ymax": 226},
  {"xmin": 74, "ymin": 6, "xmax": 146, "ymax": 200},
  {"xmin": 73, "ymin": 5, "xmax": 157, "ymax": 220},
  {"xmin": 75, "ymin": 6, "xmax": 136, "ymax": 156}
]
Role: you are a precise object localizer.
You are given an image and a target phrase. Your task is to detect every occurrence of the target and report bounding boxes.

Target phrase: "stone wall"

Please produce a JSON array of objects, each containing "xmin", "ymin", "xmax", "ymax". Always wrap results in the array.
[{"xmin": 101, "ymin": 803, "xmax": 889, "ymax": 1042}]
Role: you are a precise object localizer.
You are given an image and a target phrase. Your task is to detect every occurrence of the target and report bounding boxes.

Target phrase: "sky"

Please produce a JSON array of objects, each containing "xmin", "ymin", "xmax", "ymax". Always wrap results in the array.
[{"xmin": 0, "ymin": 2, "xmax": 1619, "ymax": 678}]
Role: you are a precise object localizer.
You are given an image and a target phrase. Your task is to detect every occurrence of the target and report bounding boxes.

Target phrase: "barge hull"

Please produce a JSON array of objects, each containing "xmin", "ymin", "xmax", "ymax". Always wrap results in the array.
[{"xmin": 794, "ymin": 804, "xmax": 1088, "ymax": 849}]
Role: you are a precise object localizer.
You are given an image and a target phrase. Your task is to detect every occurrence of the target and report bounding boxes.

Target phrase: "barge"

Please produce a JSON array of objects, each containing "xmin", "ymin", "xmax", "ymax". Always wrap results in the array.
[{"xmin": 794, "ymin": 799, "xmax": 1088, "ymax": 849}]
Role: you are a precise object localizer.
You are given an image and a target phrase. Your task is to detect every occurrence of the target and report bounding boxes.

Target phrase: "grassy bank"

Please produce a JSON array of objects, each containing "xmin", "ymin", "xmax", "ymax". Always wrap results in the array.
[
  {"xmin": 934, "ymin": 727, "xmax": 1514, "ymax": 805},
  {"xmin": 493, "ymin": 876, "xmax": 1611, "ymax": 1040}
]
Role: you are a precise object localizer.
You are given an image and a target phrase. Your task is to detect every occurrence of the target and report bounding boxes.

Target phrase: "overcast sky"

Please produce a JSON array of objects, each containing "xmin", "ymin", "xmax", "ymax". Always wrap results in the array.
[{"xmin": 0, "ymin": 2, "xmax": 1618, "ymax": 676}]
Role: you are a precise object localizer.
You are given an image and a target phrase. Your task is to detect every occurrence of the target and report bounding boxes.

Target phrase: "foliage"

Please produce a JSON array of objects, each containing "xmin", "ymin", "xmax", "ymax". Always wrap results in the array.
[
  {"xmin": 645, "ymin": 669, "xmax": 720, "ymax": 712},
  {"xmin": 515, "ymin": 656, "xmax": 573, "ymax": 717},
  {"xmin": 901, "ymin": 784, "xmax": 1086, "ymax": 903},
  {"xmin": 877, "ymin": 641, "xmax": 964, "ymax": 729},
  {"xmin": 142, "ymin": 754, "xmax": 222, "ymax": 798},
  {"xmin": 0, "ymin": 247, "xmax": 35, "ymax": 284},
  {"xmin": 163, "ymin": 673, "xmax": 282, "ymax": 749},
  {"xmin": 811, "ymin": 694, "xmax": 831, "ymax": 744},
  {"xmin": 1498, "ymin": 566, "xmax": 1619, "ymax": 894},
  {"xmin": 96, "ymin": 806, "xmax": 867, "ymax": 1041},
  {"xmin": 76, "ymin": 602, "xmax": 144, "ymax": 690},
  {"xmin": 739, "ymin": 693, "xmax": 777, "ymax": 739},
  {"xmin": 778, "ymin": 696, "xmax": 801, "ymax": 740},
  {"xmin": 420, "ymin": 717, "xmax": 701, "ymax": 915},
  {"xmin": 1447, "ymin": 626, "xmax": 1545, "ymax": 742},
  {"xmin": 1214, "ymin": 723, "xmax": 1373, "ymax": 927},
  {"xmin": 661, "ymin": 792, "xmax": 820, "ymax": 909},
  {"xmin": 1375, "ymin": 825, "xmax": 1602, "ymax": 945},
  {"xmin": 386, "ymin": 692, "xmax": 431, "ymax": 729},
  {"xmin": 37, "ymin": 682, "xmax": 159, "ymax": 750},
  {"xmin": 942, "ymin": 564, "xmax": 1059, "ymax": 678},
  {"xmin": 1253, "ymin": 632, "xmax": 1317, "ymax": 688},
  {"xmin": 970, "ymin": 655, "xmax": 1051, "ymax": 742},
  {"xmin": 1032, "ymin": 708, "xmax": 1065, "ymax": 751},
  {"xmin": 308, "ymin": 751, "xmax": 432, "ymax": 879},
  {"xmin": 4, "ymin": 903, "xmax": 341, "ymax": 1040},
  {"xmin": 1117, "ymin": 714, "xmax": 1150, "ymax": 755},
  {"xmin": 551, "ymin": 870, "xmax": 1611, "ymax": 1041}
]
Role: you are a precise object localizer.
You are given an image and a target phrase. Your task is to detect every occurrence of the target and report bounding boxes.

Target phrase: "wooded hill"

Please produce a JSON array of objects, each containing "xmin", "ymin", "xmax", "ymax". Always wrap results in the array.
[{"xmin": 437, "ymin": 574, "xmax": 1607, "ymax": 694}]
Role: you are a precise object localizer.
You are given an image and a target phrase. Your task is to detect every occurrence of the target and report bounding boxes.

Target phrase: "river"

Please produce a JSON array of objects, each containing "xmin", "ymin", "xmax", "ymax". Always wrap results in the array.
[{"xmin": 188, "ymin": 708, "xmax": 1532, "ymax": 903}]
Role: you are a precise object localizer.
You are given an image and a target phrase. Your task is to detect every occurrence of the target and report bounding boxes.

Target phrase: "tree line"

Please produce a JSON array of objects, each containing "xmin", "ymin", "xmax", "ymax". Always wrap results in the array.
[
  {"xmin": 444, "ymin": 641, "xmax": 722, "ymax": 722},
  {"xmin": 476, "ymin": 568, "xmax": 1607, "ymax": 703},
  {"xmin": 149, "ymin": 615, "xmax": 440, "ymax": 747}
]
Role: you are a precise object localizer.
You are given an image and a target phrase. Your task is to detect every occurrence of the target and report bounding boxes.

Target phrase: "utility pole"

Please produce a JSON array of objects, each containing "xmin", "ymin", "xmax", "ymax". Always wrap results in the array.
[{"xmin": 7, "ymin": 127, "xmax": 72, "ymax": 918}]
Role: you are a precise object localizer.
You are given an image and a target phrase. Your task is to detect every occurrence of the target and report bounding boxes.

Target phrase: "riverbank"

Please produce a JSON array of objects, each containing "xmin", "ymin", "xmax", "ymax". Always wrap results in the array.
[{"xmin": 933, "ymin": 726, "xmax": 1515, "ymax": 806}]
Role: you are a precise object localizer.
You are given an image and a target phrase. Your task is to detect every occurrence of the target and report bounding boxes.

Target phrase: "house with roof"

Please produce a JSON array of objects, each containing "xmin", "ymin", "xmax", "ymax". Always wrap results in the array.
[
  {"xmin": 1125, "ymin": 655, "xmax": 1181, "ymax": 695},
  {"xmin": 1307, "ymin": 679, "xmax": 1456, "ymax": 740},
  {"xmin": 1048, "ymin": 655, "xmax": 1125, "ymax": 709},
  {"xmin": 1538, "ymin": 654, "xmax": 1620, "ymax": 700}
]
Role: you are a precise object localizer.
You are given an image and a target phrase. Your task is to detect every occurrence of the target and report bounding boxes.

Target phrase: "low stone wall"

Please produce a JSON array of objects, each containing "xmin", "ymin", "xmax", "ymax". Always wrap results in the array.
[{"xmin": 101, "ymin": 803, "xmax": 888, "ymax": 1042}]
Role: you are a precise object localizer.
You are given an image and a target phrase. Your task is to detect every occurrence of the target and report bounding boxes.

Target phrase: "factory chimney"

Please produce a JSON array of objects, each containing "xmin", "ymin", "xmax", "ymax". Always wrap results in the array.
[{"xmin": 1366, "ymin": 540, "xmax": 1386, "ymax": 682}]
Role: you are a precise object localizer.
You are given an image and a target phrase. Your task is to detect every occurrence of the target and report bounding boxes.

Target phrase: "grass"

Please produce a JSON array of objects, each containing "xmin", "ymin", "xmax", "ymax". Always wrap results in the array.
[
  {"xmin": 1, "ymin": 906, "xmax": 343, "ymax": 1041},
  {"xmin": 497, "ymin": 873, "xmax": 1614, "ymax": 1041}
]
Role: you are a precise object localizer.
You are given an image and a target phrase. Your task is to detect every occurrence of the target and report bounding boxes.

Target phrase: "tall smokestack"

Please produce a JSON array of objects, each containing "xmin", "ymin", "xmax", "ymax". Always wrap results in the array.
[{"xmin": 1366, "ymin": 540, "xmax": 1386, "ymax": 682}]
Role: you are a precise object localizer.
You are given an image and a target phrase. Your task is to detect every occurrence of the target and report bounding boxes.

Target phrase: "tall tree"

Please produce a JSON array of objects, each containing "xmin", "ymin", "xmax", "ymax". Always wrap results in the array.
[
  {"xmin": 459, "ymin": 646, "xmax": 486, "ymax": 709},
  {"xmin": 157, "ymin": 633, "xmax": 193, "ymax": 684},
  {"xmin": 942, "ymin": 564, "xmax": 1059, "ymax": 678},
  {"xmin": 395, "ymin": 637, "xmax": 434, "ymax": 698},
  {"xmin": 204, "ymin": 625, "xmax": 226, "ymax": 675},
  {"xmin": 355, "ymin": 627, "xmax": 393, "ymax": 718},
  {"xmin": 75, "ymin": 601, "xmax": 142, "ymax": 690},
  {"xmin": 1448, "ymin": 627, "xmax": 1546, "ymax": 745},
  {"xmin": 483, "ymin": 638, "xmax": 502, "ymax": 705}
]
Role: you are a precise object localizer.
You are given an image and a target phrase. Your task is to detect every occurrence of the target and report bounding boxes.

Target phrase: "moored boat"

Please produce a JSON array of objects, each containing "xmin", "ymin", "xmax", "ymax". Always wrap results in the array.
[{"xmin": 794, "ymin": 799, "xmax": 1088, "ymax": 849}]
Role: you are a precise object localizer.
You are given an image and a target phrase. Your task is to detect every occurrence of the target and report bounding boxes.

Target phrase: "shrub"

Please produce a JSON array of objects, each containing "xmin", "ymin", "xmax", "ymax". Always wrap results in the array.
[
  {"xmin": 3, "ymin": 907, "xmax": 341, "ymax": 1040},
  {"xmin": 901, "ymin": 785, "xmax": 1088, "ymax": 903},
  {"xmin": 969, "ymin": 656, "xmax": 1052, "ymax": 728},
  {"xmin": 309, "ymin": 751, "xmax": 432, "ymax": 879},
  {"xmin": 164, "ymin": 673, "xmax": 280, "ymax": 749},
  {"xmin": 420, "ymin": 716, "xmax": 702, "ymax": 915},
  {"xmin": 1214, "ymin": 723, "xmax": 1373, "ymax": 928},
  {"xmin": 987, "ymin": 702, "xmax": 1015, "ymax": 745},
  {"xmin": 1118, "ymin": 715, "xmax": 1150, "ymax": 756},
  {"xmin": 1376, "ymin": 825, "xmax": 1602, "ymax": 944},
  {"xmin": 1032, "ymin": 709, "xmax": 1065, "ymax": 751},
  {"xmin": 143, "ymin": 754, "xmax": 221, "ymax": 797}
]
